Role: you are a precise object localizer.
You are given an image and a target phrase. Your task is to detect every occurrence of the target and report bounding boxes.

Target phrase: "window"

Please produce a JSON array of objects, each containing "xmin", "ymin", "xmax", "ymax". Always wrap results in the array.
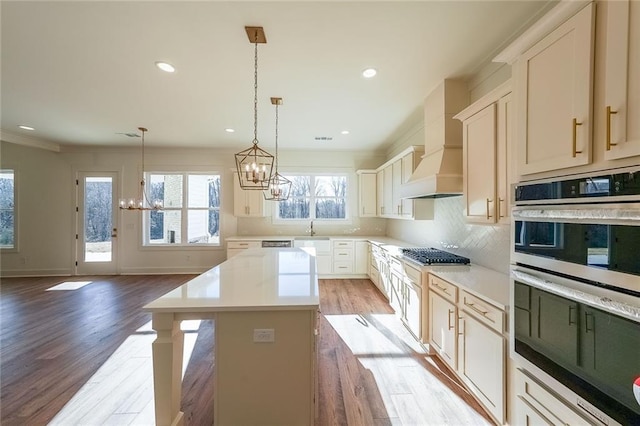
[
  {"xmin": 144, "ymin": 172, "xmax": 221, "ymax": 246},
  {"xmin": 0, "ymin": 170, "xmax": 15, "ymax": 249},
  {"xmin": 276, "ymin": 174, "xmax": 348, "ymax": 221}
]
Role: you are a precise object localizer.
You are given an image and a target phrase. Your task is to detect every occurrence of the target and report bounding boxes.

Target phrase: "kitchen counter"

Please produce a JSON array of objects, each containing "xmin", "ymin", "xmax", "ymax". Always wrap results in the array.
[
  {"xmin": 146, "ymin": 248, "xmax": 319, "ymax": 426},
  {"xmin": 428, "ymin": 265, "xmax": 510, "ymax": 309},
  {"xmin": 145, "ymin": 248, "xmax": 319, "ymax": 312}
]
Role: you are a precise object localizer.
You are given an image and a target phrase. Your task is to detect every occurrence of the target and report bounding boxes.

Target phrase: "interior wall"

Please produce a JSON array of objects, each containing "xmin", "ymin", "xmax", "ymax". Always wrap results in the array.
[{"xmin": 0, "ymin": 141, "xmax": 386, "ymax": 276}]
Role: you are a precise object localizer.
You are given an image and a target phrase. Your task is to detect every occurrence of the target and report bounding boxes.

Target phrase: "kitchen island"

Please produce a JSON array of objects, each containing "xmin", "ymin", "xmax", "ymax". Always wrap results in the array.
[{"xmin": 145, "ymin": 248, "xmax": 319, "ymax": 426}]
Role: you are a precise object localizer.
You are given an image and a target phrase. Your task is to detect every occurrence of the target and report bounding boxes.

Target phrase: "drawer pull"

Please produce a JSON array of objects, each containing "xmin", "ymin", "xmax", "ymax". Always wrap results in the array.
[
  {"xmin": 432, "ymin": 282, "xmax": 450, "ymax": 295},
  {"xmin": 465, "ymin": 300, "xmax": 489, "ymax": 317}
]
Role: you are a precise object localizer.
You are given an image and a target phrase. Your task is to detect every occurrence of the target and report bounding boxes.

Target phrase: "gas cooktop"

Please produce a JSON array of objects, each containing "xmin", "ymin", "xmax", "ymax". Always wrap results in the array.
[{"xmin": 401, "ymin": 248, "xmax": 470, "ymax": 266}]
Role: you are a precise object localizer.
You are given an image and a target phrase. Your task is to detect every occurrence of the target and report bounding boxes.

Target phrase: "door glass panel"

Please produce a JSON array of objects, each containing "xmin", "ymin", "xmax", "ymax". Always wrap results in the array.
[{"xmin": 84, "ymin": 177, "xmax": 112, "ymax": 262}]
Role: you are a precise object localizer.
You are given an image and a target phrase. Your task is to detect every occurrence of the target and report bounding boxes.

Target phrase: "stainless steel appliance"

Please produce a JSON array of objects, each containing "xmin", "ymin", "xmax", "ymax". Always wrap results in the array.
[
  {"xmin": 401, "ymin": 248, "xmax": 470, "ymax": 266},
  {"xmin": 511, "ymin": 167, "xmax": 640, "ymax": 425},
  {"xmin": 261, "ymin": 240, "xmax": 293, "ymax": 248}
]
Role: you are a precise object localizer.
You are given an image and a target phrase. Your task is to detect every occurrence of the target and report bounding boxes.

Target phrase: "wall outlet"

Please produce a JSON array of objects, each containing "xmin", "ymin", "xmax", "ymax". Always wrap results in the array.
[{"xmin": 253, "ymin": 328, "xmax": 275, "ymax": 343}]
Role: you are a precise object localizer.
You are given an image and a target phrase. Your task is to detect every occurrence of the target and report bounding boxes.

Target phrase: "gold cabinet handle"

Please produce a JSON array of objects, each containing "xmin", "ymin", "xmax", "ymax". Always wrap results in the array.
[
  {"xmin": 486, "ymin": 198, "xmax": 493, "ymax": 220},
  {"xmin": 497, "ymin": 198, "xmax": 505, "ymax": 218},
  {"xmin": 572, "ymin": 118, "xmax": 583, "ymax": 157},
  {"xmin": 448, "ymin": 309, "xmax": 455, "ymax": 330},
  {"xmin": 606, "ymin": 106, "xmax": 618, "ymax": 151}
]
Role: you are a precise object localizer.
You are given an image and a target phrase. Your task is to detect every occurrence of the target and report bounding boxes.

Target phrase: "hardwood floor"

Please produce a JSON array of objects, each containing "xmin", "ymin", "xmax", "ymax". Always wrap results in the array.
[{"xmin": 1, "ymin": 275, "xmax": 493, "ymax": 425}]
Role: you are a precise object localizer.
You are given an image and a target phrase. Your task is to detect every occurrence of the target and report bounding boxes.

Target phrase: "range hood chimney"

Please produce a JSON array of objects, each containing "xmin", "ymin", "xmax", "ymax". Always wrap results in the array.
[{"xmin": 401, "ymin": 79, "xmax": 468, "ymax": 199}]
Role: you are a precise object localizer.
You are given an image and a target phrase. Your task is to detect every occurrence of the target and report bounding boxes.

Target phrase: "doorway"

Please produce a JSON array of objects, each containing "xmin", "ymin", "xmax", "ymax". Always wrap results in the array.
[{"xmin": 76, "ymin": 172, "xmax": 119, "ymax": 275}]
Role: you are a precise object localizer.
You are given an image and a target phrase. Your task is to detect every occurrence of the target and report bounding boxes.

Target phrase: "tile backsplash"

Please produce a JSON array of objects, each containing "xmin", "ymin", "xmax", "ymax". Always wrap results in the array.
[{"xmin": 387, "ymin": 197, "xmax": 511, "ymax": 274}]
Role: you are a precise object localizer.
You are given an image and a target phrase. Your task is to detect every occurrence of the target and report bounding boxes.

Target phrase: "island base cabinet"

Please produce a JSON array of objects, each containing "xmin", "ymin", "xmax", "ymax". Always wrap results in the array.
[
  {"xmin": 458, "ymin": 312, "xmax": 505, "ymax": 424},
  {"xmin": 214, "ymin": 310, "xmax": 317, "ymax": 426}
]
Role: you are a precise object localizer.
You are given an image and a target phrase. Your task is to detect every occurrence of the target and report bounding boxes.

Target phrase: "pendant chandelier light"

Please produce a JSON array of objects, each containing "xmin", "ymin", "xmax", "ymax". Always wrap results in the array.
[
  {"xmin": 234, "ymin": 26, "xmax": 274, "ymax": 190},
  {"xmin": 263, "ymin": 97, "xmax": 292, "ymax": 201},
  {"xmin": 119, "ymin": 127, "xmax": 163, "ymax": 210}
]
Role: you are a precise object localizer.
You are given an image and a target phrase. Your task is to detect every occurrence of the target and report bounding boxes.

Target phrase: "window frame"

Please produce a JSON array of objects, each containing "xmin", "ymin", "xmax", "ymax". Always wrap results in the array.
[
  {"xmin": 0, "ymin": 169, "xmax": 17, "ymax": 251},
  {"xmin": 142, "ymin": 171, "xmax": 222, "ymax": 247},
  {"xmin": 272, "ymin": 172, "xmax": 350, "ymax": 224}
]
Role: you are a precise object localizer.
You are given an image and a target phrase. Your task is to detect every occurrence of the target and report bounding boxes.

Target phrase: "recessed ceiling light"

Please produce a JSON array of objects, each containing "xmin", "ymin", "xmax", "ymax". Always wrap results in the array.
[
  {"xmin": 362, "ymin": 68, "xmax": 377, "ymax": 78},
  {"xmin": 18, "ymin": 125, "xmax": 35, "ymax": 131},
  {"xmin": 225, "ymin": 128, "xmax": 235, "ymax": 133},
  {"xmin": 155, "ymin": 62, "xmax": 175, "ymax": 73},
  {"xmin": 341, "ymin": 130, "xmax": 350, "ymax": 135}
]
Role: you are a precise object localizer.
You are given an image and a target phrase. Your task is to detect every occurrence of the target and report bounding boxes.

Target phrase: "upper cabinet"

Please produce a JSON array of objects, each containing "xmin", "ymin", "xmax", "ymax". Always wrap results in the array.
[
  {"xmin": 233, "ymin": 172, "xmax": 265, "ymax": 217},
  {"xmin": 356, "ymin": 170, "xmax": 377, "ymax": 217},
  {"xmin": 375, "ymin": 146, "xmax": 434, "ymax": 220},
  {"xmin": 455, "ymin": 81, "xmax": 512, "ymax": 225},
  {"xmin": 495, "ymin": 0, "xmax": 640, "ymax": 179},
  {"xmin": 515, "ymin": 3, "xmax": 595, "ymax": 175},
  {"xmin": 603, "ymin": 0, "xmax": 640, "ymax": 161}
]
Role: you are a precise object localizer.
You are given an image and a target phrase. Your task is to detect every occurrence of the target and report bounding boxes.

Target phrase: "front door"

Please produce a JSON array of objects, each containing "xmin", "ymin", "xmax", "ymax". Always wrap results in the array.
[{"xmin": 76, "ymin": 172, "xmax": 119, "ymax": 275}]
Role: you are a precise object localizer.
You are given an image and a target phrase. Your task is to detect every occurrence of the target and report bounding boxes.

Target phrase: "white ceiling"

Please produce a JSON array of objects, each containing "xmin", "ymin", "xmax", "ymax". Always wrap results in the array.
[{"xmin": 1, "ymin": 1, "xmax": 554, "ymax": 152}]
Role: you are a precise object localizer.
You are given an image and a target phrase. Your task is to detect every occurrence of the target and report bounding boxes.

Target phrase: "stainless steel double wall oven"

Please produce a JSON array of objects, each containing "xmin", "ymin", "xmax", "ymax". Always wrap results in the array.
[{"xmin": 511, "ymin": 166, "xmax": 640, "ymax": 425}]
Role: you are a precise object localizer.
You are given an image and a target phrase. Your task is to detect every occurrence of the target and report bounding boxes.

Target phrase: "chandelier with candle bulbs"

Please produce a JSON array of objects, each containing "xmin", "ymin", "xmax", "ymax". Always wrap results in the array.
[
  {"xmin": 119, "ymin": 127, "xmax": 163, "ymax": 210},
  {"xmin": 264, "ymin": 97, "xmax": 292, "ymax": 201},
  {"xmin": 234, "ymin": 26, "xmax": 274, "ymax": 190}
]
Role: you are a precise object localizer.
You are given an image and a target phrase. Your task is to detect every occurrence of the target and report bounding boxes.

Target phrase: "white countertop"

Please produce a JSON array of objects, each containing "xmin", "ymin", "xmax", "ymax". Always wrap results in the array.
[
  {"xmin": 428, "ymin": 265, "xmax": 510, "ymax": 310},
  {"xmin": 145, "ymin": 248, "xmax": 319, "ymax": 313}
]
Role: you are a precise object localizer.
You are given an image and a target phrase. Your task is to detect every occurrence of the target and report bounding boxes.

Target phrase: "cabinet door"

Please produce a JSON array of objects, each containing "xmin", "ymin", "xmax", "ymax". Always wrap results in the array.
[
  {"xmin": 404, "ymin": 280, "xmax": 421, "ymax": 340},
  {"xmin": 496, "ymin": 93, "xmax": 512, "ymax": 224},
  {"xmin": 580, "ymin": 306, "xmax": 640, "ymax": 413},
  {"xmin": 376, "ymin": 169, "xmax": 384, "ymax": 217},
  {"xmin": 354, "ymin": 241, "xmax": 368, "ymax": 274},
  {"xmin": 429, "ymin": 290, "xmax": 457, "ymax": 370},
  {"xmin": 531, "ymin": 288, "xmax": 579, "ymax": 367},
  {"xmin": 233, "ymin": 172, "xmax": 264, "ymax": 217},
  {"xmin": 400, "ymin": 153, "xmax": 414, "ymax": 218},
  {"xmin": 246, "ymin": 189, "xmax": 264, "ymax": 217},
  {"xmin": 358, "ymin": 172, "xmax": 377, "ymax": 217},
  {"xmin": 458, "ymin": 312, "xmax": 505, "ymax": 424},
  {"xmin": 391, "ymin": 160, "xmax": 402, "ymax": 217},
  {"xmin": 383, "ymin": 165, "xmax": 394, "ymax": 217},
  {"xmin": 516, "ymin": 3, "xmax": 595, "ymax": 175},
  {"xmin": 463, "ymin": 103, "xmax": 497, "ymax": 223},
  {"xmin": 603, "ymin": 0, "xmax": 640, "ymax": 160}
]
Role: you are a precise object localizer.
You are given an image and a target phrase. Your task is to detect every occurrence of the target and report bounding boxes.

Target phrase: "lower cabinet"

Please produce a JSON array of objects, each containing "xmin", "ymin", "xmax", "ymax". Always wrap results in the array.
[
  {"xmin": 227, "ymin": 240, "xmax": 261, "ymax": 259},
  {"xmin": 429, "ymin": 289, "xmax": 457, "ymax": 370},
  {"xmin": 428, "ymin": 273, "xmax": 507, "ymax": 425}
]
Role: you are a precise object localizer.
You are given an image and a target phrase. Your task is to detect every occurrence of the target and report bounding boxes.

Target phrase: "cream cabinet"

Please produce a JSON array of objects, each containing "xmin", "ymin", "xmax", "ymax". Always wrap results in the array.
[
  {"xmin": 515, "ymin": 3, "xmax": 595, "ymax": 175},
  {"xmin": 376, "ymin": 169, "xmax": 384, "ymax": 217},
  {"xmin": 456, "ymin": 81, "xmax": 512, "ymax": 224},
  {"xmin": 233, "ymin": 172, "xmax": 265, "ymax": 217},
  {"xmin": 458, "ymin": 291, "xmax": 506, "ymax": 424},
  {"xmin": 357, "ymin": 170, "xmax": 377, "ymax": 217},
  {"xmin": 354, "ymin": 240, "xmax": 368, "ymax": 275},
  {"xmin": 332, "ymin": 239, "xmax": 354, "ymax": 275},
  {"xmin": 428, "ymin": 275, "xmax": 458, "ymax": 370},
  {"xmin": 375, "ymin": 146, "xmax": 433, "ymax": 220},
  {"xmin": 226, "ymin": 240, "xmax": 261, "ymax": 259},
  {"xmin": 294, "ymin": 239, "xmax": 331, "ymax": 276},
  {"xmin": 603, "ymin": 0, "xmax": 640, "ymax": 161},
  {"xmin": 428, "ymin": 273, "xmax": 507, "ymax": 425}
]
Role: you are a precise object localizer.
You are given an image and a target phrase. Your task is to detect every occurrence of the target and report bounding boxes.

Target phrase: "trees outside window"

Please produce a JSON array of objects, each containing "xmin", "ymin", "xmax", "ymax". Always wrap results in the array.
[
  {"xmin": 0, "ymin": 170, "xmax": 15, "ymax": 248},
  {"xmin": 144, "ymin": 173, "xmax": 221, "ymax": 246},
  {"xmin": 277, "ymin": 174, "xmax": 347, "ymax": 220}
]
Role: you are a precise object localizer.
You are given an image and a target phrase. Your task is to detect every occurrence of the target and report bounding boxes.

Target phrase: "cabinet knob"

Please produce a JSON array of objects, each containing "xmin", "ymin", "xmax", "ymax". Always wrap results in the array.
[
  {"xmin": 572, "ymin": 118, "xmax": 583, "ymax": 157},
  {"xmin": 606, "ymin": 106, "xmax": 618, "ymax": 151}
]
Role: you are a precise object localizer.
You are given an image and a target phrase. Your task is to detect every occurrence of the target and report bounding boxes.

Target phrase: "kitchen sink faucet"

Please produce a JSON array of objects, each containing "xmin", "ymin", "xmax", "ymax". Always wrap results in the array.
[{"xmin": 310, "ymin": 220, "xmax": 315, "ymax": 236}]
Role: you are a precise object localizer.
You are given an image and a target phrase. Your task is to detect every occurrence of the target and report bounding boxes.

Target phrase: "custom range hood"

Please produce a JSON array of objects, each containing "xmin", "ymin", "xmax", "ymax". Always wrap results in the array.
[{"xmin": 401, "ymin": 79, "xmax": 468, "ymax": 199}]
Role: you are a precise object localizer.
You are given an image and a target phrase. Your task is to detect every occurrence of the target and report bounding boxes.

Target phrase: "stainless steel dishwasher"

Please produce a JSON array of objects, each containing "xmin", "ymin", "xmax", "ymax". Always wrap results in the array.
[{"xmin": 261, "ymin": 240, "xmax": 293, "ymax": 248}]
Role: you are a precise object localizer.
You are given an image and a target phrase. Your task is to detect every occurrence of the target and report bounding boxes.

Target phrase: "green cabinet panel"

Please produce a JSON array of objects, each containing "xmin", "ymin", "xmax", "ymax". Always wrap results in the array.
[
  {"xmin": 580, "ymin": 306, "xmax": 640, "ymax": 414},
  {"xmin": 531, "ymin": 288, "xmax": 579, "ymax": 366}
]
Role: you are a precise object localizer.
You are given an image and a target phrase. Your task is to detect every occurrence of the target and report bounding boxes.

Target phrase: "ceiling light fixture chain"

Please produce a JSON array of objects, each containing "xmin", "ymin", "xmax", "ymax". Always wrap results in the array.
[{"xmin": 234, "ymin": 26, "xmax": 274, "ymax": 190}]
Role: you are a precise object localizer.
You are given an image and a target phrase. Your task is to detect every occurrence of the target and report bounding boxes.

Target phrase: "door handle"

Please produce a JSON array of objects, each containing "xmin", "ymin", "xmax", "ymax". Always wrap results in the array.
[
  {"xmin": 572, "ymin": 118, "xmax": 583, "ymax": 157},
  {"xmin": 111, "ymin": 228, "xmax": 117, "ymax": 238},
  {"xmin": 486, "ymin": 198, "xmax": 493, "ymax": 220},
  {"xmin": 606, "ymin": 106, "xmax": 618, "ymax": 151}
]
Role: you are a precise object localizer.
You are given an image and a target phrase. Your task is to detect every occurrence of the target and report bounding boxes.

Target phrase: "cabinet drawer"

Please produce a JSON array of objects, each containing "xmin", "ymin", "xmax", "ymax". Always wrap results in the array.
[
  {"xmin": 515, "ymin": 369, "xmax": 590, "ymax": 425},
  {"xmin": 333, "ymin": 240, "xmax": 354, "ymax": 249},
  {"xmin": 403, "ymin": 263, "xmax": 421, "ymax": 284},
  {"xmin": 333, "ymin": 248, "xmax": 353, "ymax": 259},
  {"xmin": 227, "ymin": 241, "xmax": 261, "ymax": 249},
  {"xmin": 334, "ymin": 261, "xmax": 354, "ymax": 274},
  {"xmin": 429, "ymin": 274, "xmax": 458, "ymax": 303},
  {"xmin": 390, "ymin": 257, "xmax": 402, "ymax": 274},
  {"xmin": 460, "ymin": 290, "xmax": 504, "ymax": 333}
]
